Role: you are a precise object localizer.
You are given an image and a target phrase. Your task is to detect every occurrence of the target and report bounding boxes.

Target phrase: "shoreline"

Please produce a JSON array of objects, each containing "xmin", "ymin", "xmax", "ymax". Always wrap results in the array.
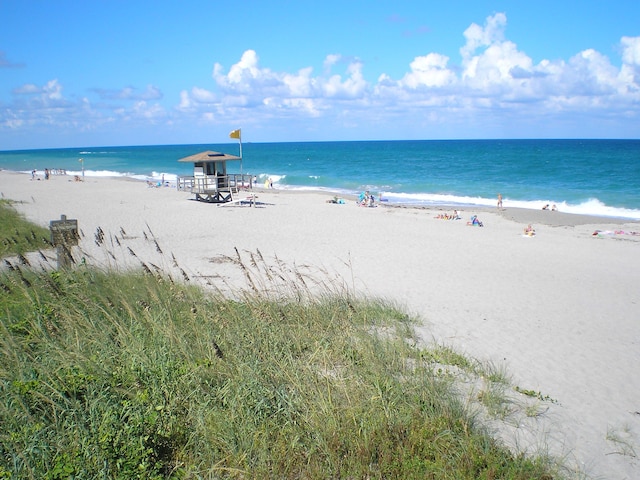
[
  {"xmin": 2, "ymin": 171, "xmax": 640, "ymax": 478},
  {"xmin": 4, "ymin": 166, "xmax": 640, "ymax": 223},
  {"xmin": 247, "ymin": 182, "xmax": 640, "ymax": 226},
  {"xmin": 382, "ymin": 201, "xmax": 637, "ymax": 226}
]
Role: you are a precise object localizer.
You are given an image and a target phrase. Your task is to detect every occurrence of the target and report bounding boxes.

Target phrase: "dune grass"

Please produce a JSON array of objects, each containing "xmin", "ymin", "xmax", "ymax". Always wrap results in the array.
[
  {"xmin": 0, "ymin": 199, "xmax": 51, "ymax": 258},
  {"xmin": 0, "ymin": 263, "xmax": 560, "ymax": 479}
]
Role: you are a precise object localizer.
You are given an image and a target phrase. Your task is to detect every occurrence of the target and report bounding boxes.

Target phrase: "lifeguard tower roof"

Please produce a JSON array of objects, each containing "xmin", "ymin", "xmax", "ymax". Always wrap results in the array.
[{"xmin": 178, "ymin": 150, "xmax": 241, "ymax": 163}]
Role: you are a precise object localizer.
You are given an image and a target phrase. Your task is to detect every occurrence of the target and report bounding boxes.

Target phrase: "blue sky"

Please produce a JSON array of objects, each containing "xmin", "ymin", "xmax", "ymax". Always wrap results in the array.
[{"xmin": 1, "ymin": 0, "xmax": 639, "ymax": 149}]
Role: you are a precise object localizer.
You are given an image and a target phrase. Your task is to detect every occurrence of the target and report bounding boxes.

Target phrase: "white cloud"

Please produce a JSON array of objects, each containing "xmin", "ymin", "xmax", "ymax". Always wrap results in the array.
[
  {"xmin": 460, "ymin": 12, "xmax": 507, "ymax": 60},
  {"xmin": 13, "ymin": 83, "xmax": 40, "ymax": 94},
  {"xmin": 14, "ymin": 79, "xmax": 63, "ymax": 100},
  {"xmin": 621, "ymin": 36, "xmax": 640, "ymax": 65},
  {"xmin": 0, "ymin": 109, "xmax": 24, "ymax": 129},
  {"xmin": 282, "ymin": 67, "xmax": 315, "ymax": 97},
  {"xmin": 463, "ymin": 41, "xmax": 533, "ymax": 87},
  {"xmin": 210, "ymin": 49, "xmax": 369, "ymax": 110},
  {"xmin": 190, "ymin": 87, "xmax": 217, "ymax": 103},
  {"xmin": 280, "ymin": 98, "xmax": 322, "ymax": 116},
  {"xmin": 567, "ymin": 49, "xmax": 619, "ymax": 94},
  {"xmin": 322, "ymin": 61, "xmax": 367, "ymax": 98},
  {"xmin": 131, "ymin": 101, "xmax": 165, "ymax": 121},
  {"xmin": 400, "ymin": 53, "xmax": 457, "ymax": 88},
  {"xmin": 619, "ymin": 36, "xmax": 640, "ymax": 92},
  {"xmin": 457, "ymin": 13, "xmax": 534, "ymax": 95},
  {"xmin": 11, "ymin": 79, "xmax": 69, "ymax": 112},
  {"xmin": 213, "ymin": 50, "xmax": 278, "ymax": 93},
  {"xmin": 323, "ymin": 54, "xmax": 341, "ymax": 73},
  {"xmin": 177, "ymin": 90, "xmax": 194, "ymax": 112},
  {"xmin": 43, "ymin": 79, "xmax": 63, "ymax": 100}
]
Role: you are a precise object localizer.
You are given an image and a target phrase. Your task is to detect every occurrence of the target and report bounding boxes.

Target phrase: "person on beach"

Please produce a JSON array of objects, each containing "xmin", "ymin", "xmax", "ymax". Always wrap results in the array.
[
  {"xmin": 524, "ymin": 224, "xmax": 535, "ymax": 236},
  {"xmin": 542, "ymin": 204, "xmax": 550, "ymax": 210},
  {"xmin": 435, "ymin": 212, "xmax": 456, "ymax": 219},
  {"xmin": 497, "ymin": 193, "xmax": 503, "ymax": 209},
  {"xmin": 358, "ymin": 191, "xmax": 375, "ymax": 207},
  {"xmin": 467, "ymin": 215, "xmax": 483, "ymax": 227}
]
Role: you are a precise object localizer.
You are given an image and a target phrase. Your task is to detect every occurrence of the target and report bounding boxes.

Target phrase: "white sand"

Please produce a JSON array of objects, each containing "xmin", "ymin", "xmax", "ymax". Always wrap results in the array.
[{"xmin": 3, "ymin": 171, "xmax": 640, "ymax": 478}]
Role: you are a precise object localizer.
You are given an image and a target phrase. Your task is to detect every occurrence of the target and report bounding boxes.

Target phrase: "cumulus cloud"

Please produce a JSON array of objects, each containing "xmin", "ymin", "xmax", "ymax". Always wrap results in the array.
[
  {"xmin": 323, "ymin": 61, "xmax": 367, "ymax": 98},
  {"xmin": 460, "ymin": 13, "xmax": 507, "ymax": 60},
  {"xmin": 213, "ymin": 50, "xmax": 269, "ymax": 92},
  {"xmin": 400, "ymin": 53, "xmax": 457, "ymax": 88},
  {"xmin": 199, "ymin": 49, "xmax": 369, "ymax": 115}
]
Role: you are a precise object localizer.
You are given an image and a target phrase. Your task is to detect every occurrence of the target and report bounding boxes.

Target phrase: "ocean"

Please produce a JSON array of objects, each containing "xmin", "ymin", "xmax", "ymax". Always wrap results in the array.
[{"xmin": 1, "ymin": 139, "xmax": 639, "ymax": 219}]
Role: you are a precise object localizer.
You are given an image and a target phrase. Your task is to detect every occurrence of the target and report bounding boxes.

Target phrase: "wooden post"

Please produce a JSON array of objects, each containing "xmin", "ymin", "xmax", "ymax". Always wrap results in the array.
[{"xmin": 50, "ymin": 214, "xmax": 79, "ymax": 269}]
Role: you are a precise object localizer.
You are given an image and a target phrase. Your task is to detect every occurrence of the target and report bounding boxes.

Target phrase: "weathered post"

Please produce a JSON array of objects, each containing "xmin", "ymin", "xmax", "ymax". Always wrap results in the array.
[{"xmin": 49, "ymin": 214, "xmax": 79, "ymax": 269}]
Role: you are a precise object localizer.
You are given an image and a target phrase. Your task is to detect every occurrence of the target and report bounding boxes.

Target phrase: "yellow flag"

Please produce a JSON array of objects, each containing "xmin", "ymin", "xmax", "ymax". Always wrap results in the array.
[{"xmin": 229, "ymin": 128, "xmax": 241, "ymax": 139}]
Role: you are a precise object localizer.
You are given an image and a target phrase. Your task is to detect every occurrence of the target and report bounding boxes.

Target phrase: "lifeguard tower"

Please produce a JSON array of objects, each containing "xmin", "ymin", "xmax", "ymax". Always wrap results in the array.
[{"xmin": 177, "ymin": 151, "xmax": 251, "ymax": 203}]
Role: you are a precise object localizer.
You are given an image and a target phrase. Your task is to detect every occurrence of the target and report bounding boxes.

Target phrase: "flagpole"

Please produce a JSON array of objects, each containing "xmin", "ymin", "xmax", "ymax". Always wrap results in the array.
[
  {"xmin": 229, "ymin": 128, "xmax": 243, "ymax": 183},
  {"xmin": 239, "ymin": 133, "xmax": 243, "ymax": 178}
]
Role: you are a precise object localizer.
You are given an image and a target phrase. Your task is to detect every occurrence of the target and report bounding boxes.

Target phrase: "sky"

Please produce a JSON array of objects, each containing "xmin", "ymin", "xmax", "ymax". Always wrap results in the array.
[{"xmin": 1, "ymin": 0, "xmax": 639, "ymax": 149}]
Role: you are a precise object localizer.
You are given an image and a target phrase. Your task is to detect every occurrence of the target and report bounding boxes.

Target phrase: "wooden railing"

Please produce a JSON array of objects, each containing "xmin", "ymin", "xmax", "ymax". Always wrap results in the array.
[{"xmin": 177, "ymin": 174, "xmax": 253, "ymax": 193}]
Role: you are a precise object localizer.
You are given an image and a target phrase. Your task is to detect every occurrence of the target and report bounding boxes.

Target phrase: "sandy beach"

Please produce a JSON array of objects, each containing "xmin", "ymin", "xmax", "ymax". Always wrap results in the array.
[{"xmin": 2, "ymin": 170, "xmax": 640, "ymax": 479}]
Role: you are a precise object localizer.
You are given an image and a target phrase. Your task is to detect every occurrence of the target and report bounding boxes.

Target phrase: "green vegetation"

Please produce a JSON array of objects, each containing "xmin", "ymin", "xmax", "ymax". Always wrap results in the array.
[
  {"xmin": 0, "ymin": 267, "xmax": 560, "ymax": 479},
  {"xmin": 0, "ymin": 199, "xmax": 51, "ymax": 258},
  {"xmin": 0, "ymin": 209, "xmax": 561, "ymax": 478},
  {"xmin": 514, "ymin": 386, "xmax": 558, "ymax": 404}
]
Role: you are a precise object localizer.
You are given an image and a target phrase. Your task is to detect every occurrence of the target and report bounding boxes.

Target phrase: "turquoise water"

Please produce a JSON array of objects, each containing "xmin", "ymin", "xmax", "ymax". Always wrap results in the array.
[{"xmin": 1, "ymin": 139, "xmax": 639, "ymax": 219}]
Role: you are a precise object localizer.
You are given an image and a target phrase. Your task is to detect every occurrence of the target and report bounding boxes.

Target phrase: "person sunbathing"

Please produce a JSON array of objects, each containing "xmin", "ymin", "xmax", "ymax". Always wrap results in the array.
[{"xmin": 467, "ymin": 215, "xmax": 483, "ymax": 227}]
